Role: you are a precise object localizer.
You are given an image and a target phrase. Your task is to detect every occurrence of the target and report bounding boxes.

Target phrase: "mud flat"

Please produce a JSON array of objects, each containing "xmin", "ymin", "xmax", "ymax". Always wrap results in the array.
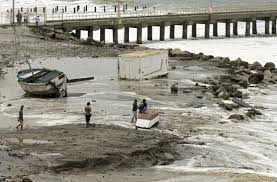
[{"xmin": 0, "ymin": 124, "xmax": 181, "ymax": 181}]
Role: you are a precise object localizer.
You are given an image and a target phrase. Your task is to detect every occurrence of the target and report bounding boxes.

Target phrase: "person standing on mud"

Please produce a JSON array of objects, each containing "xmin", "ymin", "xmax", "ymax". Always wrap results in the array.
[
  {"xmin": 16, "ymin": 105, "xmax": 24, "ymax": 130},
  {"xmin": 85, "ymin": 102, "xmax": 92, "ymax": 128},
  {"xmin": 16, "ymin": 10, "xmax": 22, "ymax": 25},
  {"xmin": 131, "ymin": 99, "xmax": 138, "ymax": 123}
]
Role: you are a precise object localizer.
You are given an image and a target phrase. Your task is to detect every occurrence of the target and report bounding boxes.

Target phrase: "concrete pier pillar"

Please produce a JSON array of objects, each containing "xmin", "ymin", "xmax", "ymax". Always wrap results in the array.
[
  {"xmin": 160, "ymin": 24, "xmax": 165, "ymax": 41},
  {"xmin": 265, "ymin": 18, "xmax": 270, "ymax": 35},
  {"xmin": 272, "ymin": 18, "xmax": 276, "ymax": 34},
  {"xmin": 252, "ymin": 20, "xmax": 257, "ymax": 34},
  {"xmin": 233, "ymin": 21, "xmax": 238, "ymax": 36},
  {"xmin": 225, "ymin": 20, "xmax": 231, "ymax": 37},
  {"xmin": 213, "ymin": 22, "xmax": 218, "ymax": 37},
  {"xmin": 88, "ymin": 27, "xmax": 93, "ymax": 38},
  {"xmin": 124, "ymin": 27, "xmax": 129, "ymax": 43},
  {"xmin": 76, "ymin": 29, "xmax": 81, "ymax": 39},
  {"xmin": 147, "ymin": 26, "xmax": 152, "ymax": 41},
  {"xmin": 192, "ymin": 23, "xmax": 197, "ymax": 38},
  {"xmin": 205, "ymin": 22, "xmax": 210, "ymax": 38},
  {"xmin": 170, "ymin": 25, "xmax": 175, "ymax": 39},
  {"xmin": 100, "ymin": 28, "xmax": 105, "ymax": 42},
  {"xmin": 137, "ymin": 26, "xmax": 142, "ymax": 44},
  {"xmin": 182, "ymin": 22, "xmax": 188, "ymax": 39},
  {"xmin": 245, "ymin": 20, "xmax": 251, "ymax": 37},
  {"xmin": 113, "ymin": 27, "xmax": 118, "ymax": 44}
]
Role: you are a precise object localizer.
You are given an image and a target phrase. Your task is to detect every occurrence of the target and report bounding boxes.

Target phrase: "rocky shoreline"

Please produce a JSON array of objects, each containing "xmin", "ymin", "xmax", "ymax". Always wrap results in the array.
[{"xmin": 169, "ymin": 48, "xmax": 276, "ymax": 121}]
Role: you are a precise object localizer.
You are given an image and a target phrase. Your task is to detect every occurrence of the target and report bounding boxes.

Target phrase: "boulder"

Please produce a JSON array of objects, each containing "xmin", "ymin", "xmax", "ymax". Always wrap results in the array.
[
  {"xmin": 222, "ymin": 57, "xmax": 231, "ymax": 64},
  {"xmin": 170, "ymin": 49, "xmax": 193, "ymax": 58},
  {"xmin": 22, "ymin": 177, "xmax": 33, "ymax": 182},
  {"xmin": 46, "ymin": 32, "xmax": 55, "ymax": 38},
  {"xmin": 264, "ymin": 70, "xmax": 273, "ymax": 78},
  {"xmin": 264, "ymin": 62, "xmax": 275, "ymax": 71},
  {"xmin": 200, "ymin": 54, "xmax": 209, "ymax": 61},
  {"xmin": 250, "ymin": 61, "xmax": 263, "ymax": 70},
  {"xmin": 55, "ymin": 34, "xmax": 68, "ymax": 40},
  {"xmin": 248, "ymin": 73, "xmax": 264, "ymax": 84},
  {"xmin": 218, "ymin": 91, "xmax": 230, "ymax": 100},
  {"xmin": 246, "ymin": 108, "xmax": 262, "ymax": 118},
  {"xmin": 230, "ymin": 90, "xmax": 243, "ymax": 98},
  {"xmin": 231, "ymin": 58, "xmax": 249, "ymax": 68},
  {"xmin": 238, "ymin": 80, "xmax": 249, "ymax": 89},
  {"xmin": 228, "ymin": 114, "xmax": 245, "ymax": 120},
  {"xmin": 232, "ymin": 98, "xmax": 253, "ymax": 108},
  {"xmin": 219, "ymin": 101, "xmax": 239, "ymax": 111}
]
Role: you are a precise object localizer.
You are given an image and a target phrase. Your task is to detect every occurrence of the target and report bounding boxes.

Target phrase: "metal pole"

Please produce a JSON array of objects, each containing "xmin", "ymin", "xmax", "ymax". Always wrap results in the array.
[{"xmin": 12, "ymin": 0, "xmax": 15, "ymax": 26}]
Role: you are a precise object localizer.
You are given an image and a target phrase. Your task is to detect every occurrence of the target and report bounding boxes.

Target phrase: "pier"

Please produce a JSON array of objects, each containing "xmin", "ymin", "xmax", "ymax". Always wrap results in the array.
[{"xmin": 3, "ymin": 5, "xmax": 277, "ymax": 44}]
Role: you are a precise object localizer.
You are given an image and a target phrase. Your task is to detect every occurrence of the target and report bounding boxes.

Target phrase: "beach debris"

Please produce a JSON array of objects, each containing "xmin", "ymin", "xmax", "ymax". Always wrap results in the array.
[
  {"xmin": 68, "ymin": 76, "xmax": 95, "ymax": 83},
  {"xmin": 232, "ymin": 98, "xmax": 253, "ymax": 108},
  {"xmin": 170, "ymin": 84, "xmax": 178, "ymax": 93},
  {"xmin": 246, "ymin": 108, "xmax": 262, "ymax": 118}
]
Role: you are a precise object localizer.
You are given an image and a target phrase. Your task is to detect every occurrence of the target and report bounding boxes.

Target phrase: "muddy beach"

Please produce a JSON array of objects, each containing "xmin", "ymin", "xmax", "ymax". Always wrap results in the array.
[{"xmin": 1, "ymin": 26, "xmax": 277, "ymax": 182}]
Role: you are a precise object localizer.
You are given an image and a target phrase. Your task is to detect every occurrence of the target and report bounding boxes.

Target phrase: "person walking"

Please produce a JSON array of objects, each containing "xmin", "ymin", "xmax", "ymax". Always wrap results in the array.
[
  {"xmin": 33, "ymin": 16, "xmax": 40, "ymax": 27},
  {"xmin": 131, "ymin": 99, "xmax": 138, "ymax": 123},
  {"xmin": 85, "ymin": 102, "xmax": 92, "ymax": 128},
  {"xmin": 16, "ymin": 105, "xmax": 24, "ymax": 130},
  {"xmin": 16, "ymin": 10, "xmax": 22, "ymax": 25},
  {"xmin": 23, "ymin": 13, "xmax": 28, "ymax": 26}
]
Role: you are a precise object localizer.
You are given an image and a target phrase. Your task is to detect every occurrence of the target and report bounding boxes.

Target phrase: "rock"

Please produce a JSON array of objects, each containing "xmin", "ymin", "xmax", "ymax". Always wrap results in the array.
[
  {"xmin": 171, "ymin": 66, "xmax": 177, "ymax": 70},
  {"xmin": 219, "ymin": 101, "xmax": 239, "ymax": 111},
  {"xmin": 230, "ymin": 90, "xmax": 243, "ymax": 98},
  {"xmin": 248, "ymin": 73, "xmax": 264, "ymax": 84},
  {"xmin": 228, "ymin": 114, "xmax": 245, "ymax": 120},
  {"xmin": 200, "ymin": 54, "xmax": 209, "ymax": 61},
  {"xmin": 250, "ymin": 61, "xmax": 263, "ymax": 70},
  {"xmin": 164, "ymin": 153, "xmax": 175, "ymax": 160},
  {"xmin": 231, "ymin": 58, "xmax": 249, "ymax": 68},
  {"xmin": 169, "ymin": 49, "xmax": 193, "ymax": 58},
  {"xmin": 55, "ymin": 34, "xmax": 68, "ymax": 40},
  {"xmin": 264, "ymin": 62, "xmax": 275, "ymax": 71},
  {"xmin": 46, "ymin": 32, "xmax": 55, "ymax": 38},
  {"xmin": 264, "ymin": 70, "xmax": 273, "ymax": 78},
  {"xmin": 218, "ymin": 91, "xmax": 230, "ymax": 100},
  {"xmin": 22, "ymin": 177, "xmax": 32, "ymax": 182},
  {"xmin": 54, "ymin": 29, "xmax": 64, "ymax": 34},
  {"xmin": 222, "ymin": 57, "xmax": 230, "ymax": 64},
  {"xmin": 238, "ymin": 80, "xmax": 249, "ymax": 89},
  {"xmin": 7, "ymin": 103, "xmax": 12, "ymax": 107},
  {"xmin": 170, "ymin": 84, "xmax": 178, "ymax": 93},
  {"xmin": 246, "ymin": 108, "xmax": 262, "ymax": 118}
]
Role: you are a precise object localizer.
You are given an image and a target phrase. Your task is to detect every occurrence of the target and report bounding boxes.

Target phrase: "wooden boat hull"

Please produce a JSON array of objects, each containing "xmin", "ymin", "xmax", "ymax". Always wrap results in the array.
[
  {"xmin": 17, "ymin": 68, "xmax": 67, "ymax": 97},
  {"xmin": 136, "ymin": 111, "xmax": 159, "ymax": 129}
]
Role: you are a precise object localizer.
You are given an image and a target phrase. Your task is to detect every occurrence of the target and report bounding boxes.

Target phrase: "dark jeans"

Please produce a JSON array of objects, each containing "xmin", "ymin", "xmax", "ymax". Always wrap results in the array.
[{"xmin": 85, "ymin": 114, "xmax": 91, "ymax": 127}]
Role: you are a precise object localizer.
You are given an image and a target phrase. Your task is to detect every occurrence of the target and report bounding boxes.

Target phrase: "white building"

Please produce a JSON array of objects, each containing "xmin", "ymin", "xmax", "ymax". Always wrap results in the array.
[{"xmin": 118, "ymin": 50, "xmax": 169, "ymax": 80}]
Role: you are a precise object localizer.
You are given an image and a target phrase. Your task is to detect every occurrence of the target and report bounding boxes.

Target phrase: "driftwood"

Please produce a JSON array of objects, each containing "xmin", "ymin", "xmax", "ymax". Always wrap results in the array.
[
  {"xmin": 68, "ymin": 76, "xmax": 94, "ymax": 83},
  {"xmin": 232, "ymin": 98, "xmax": 253, "ymax": 108}
]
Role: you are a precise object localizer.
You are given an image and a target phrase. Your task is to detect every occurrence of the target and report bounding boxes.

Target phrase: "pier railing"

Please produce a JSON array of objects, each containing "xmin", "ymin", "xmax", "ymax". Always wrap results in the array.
[{"xmin": 2, "ymin": 5, "xmax": 277, "ymax": 26}]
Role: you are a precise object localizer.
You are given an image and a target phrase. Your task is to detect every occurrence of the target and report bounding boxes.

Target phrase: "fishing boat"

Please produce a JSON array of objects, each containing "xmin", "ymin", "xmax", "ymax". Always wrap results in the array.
[{"xmin": 17, "ymin": 68, "xmax": 68, "ymax": 97}]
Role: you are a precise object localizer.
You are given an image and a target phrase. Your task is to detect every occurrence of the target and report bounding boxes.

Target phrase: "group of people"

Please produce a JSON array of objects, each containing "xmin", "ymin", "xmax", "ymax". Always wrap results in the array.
[
  {"xmin": 131, "ymin": 99, "xmax": 148, "ymax": 123},
  {"xmin": 83, "ymin": 99, "xmax": 148, "ymax": 129},
  {"xmin": 15, "ymin": 99, "xmax": 148, "ymax": 131},
  {"xmin": 16, "ymin": 11, "xmax": 28, "ymax": 26},
  {"xmin": 15, "ymin": 10, "xmax": 40, "ymax": 26}
]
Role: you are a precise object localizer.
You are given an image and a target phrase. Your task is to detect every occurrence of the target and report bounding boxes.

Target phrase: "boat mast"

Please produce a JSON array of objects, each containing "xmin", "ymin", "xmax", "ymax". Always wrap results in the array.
[{"xmin": 12, "ymin": 0, "xmax": 15, "ymax": 26}]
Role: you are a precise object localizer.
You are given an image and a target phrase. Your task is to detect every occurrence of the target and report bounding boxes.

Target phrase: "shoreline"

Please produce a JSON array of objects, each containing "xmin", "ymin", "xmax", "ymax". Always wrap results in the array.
[{"xmin": 1, "ymin": 26, "xmax": 277, "ymax": 181}]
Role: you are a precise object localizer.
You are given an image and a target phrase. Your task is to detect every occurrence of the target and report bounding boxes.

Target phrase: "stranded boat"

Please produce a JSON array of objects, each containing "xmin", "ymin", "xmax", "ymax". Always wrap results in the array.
[
  {"xmin": 136, "ymin": 111, "xmax": 159, "ymax": 129},
  {"xmin": 17, "ymin": 68, "xmax": 68, "ymax": 97}
]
